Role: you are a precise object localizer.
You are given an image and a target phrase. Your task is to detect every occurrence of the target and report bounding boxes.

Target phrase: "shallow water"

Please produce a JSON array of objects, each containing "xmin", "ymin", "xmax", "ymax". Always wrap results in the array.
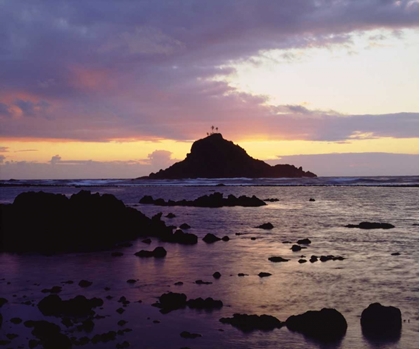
[{"xmin": 0, "ymin": 184, "xmax": 418, "ymax": 349}]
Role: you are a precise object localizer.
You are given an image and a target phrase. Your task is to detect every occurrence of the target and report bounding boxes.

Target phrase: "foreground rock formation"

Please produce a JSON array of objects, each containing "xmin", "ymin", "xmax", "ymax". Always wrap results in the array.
[
  {"xmin": 142, "ymin": 133, "xmax": 316, "ymax": 179},
  {"xmin": 0, "ymin": 190, "xmax": 174, "ymax": 253}
]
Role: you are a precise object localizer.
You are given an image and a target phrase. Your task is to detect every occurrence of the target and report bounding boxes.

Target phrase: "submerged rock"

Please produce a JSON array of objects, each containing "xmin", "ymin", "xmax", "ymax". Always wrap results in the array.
[
  {"xmin": 37, "ymin": 294, "xmax": 103, "ymax": 317},
  {"xmin": 180, "ymin": 331, "xmax": 202, "ymax": 339},
  {"xmin": 187, "ymin": 297, "xmax": 223, "ymax": 309},
  {"xmin": 220, "ymin": 313, "xmax": 284, "ymax": 332},
  {"xmin": 213, "ymin": 272, "xmax": 221, "ymax": 279},
  {"xmin": 345, "ymin": 222, "xmax": 395, "ymax": 229},
  {"xmin": 256, "ymin": 223, "xmax": 274, "ymax": 230},
  {"xmin": 286, "ymin": 308, "xmax": 347, "ymax": 341},
  {"xmin": 268, "ymin": 256, "xmax": 289, "ymax": 263},
  {"xmin": 258, "ymin": 272, "xmax": 272, "ymax": 278},
  {"xmin": 360, "ymin": 303, "xmax": 402, "ymax": 339},
  {"xmin": 202, "ymin": 233, "xmax": 221, "ymax": 243},
  {"xmin": 154, "ymin": 292, "xmax": 188, "ymax": 314},
  {"xmin": 297, "ymin": 238, "xmax": 311, "ymax": 245},
  {"xmin": 134, "ymin": 247, "xmax": 167, "ymax": 258}
]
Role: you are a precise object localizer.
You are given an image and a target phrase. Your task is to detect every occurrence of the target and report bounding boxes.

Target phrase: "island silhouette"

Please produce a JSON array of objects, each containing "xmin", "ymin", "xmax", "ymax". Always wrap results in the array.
[{"xmin": 143, "ymin": 133, "xmax": 316, "ymax": 179}]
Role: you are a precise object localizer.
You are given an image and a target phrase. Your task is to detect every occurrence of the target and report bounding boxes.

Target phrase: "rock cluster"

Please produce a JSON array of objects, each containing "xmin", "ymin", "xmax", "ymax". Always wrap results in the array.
[{"xmin": 140, "ymin": 192, "xmax": 266, "ymax": 207}]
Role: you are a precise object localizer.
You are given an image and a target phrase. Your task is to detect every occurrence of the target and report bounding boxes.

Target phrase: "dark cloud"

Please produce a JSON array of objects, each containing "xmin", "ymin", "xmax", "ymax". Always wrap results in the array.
[{"xmin": 0, "ymin": 0, "xmax": 417, "ymax": 142}]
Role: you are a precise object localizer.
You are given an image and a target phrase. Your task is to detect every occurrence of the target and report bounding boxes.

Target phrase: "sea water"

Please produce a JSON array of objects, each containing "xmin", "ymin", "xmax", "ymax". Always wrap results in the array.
[{"xmin": 0, "ymin": 176, "xmax": 418, "ymax": 348}]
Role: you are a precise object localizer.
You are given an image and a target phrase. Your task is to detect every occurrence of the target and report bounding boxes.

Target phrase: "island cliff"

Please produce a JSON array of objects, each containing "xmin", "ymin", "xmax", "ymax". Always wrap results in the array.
[{"xmin": 144, "ymin": 134, "xmax": 316, "ymax": 179}]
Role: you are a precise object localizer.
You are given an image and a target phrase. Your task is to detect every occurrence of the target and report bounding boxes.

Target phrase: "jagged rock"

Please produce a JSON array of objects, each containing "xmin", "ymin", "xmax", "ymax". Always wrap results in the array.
[
  {"xmin": 345, "ymin": 222, "xmax": 395, "ymax": 229},
  {"xmin": 268, "ymin": 256, "xmax": 289, "ymax": 263},
  {"xmin": 180, "ymin": 331, "xmax": 202, "ymax": 339},
  {"xmin": 78, "ymin": 280, "xmax": 92, "ymax": 288},
  {"xmin": 195, "ymin": 280, "xmax": 212, "ymax": 285},
  {"xmin": 38, "ymin": 294, "xmax": 103, "ymax": 317},
  {"xmin": 187, "ymin": 297, "xmax": 223, "ymax": 309},
  {"xmin": 162, "ymin": 229, "xmax": 198, "ymax": 245},
  {"xmin": 360, "ymin": 303, "xmax": 402, "ymax": 339},
  {"xmin": 143, "ymin": 134, "xmax": 316, "ymax": 179},
  {"xmin": 286, "ymin": 308, "xmax": 347, "ymax": 341},
  {"xmin": 154, "ymin": 292, "xmax": 187, "ymax": 314},
  {"xmin": 139, "ymin": 192, "xmax": 267, "ymax": 208},
  {"xmin": 203, "ymin": 233, "xmax": 221, "ymax": 243},
  {"xmin": 256, "ymin": 223, "xmax": 274, "ymax": 230},
  {"xmin": 220, "ymin": 313, "xmax": 284, "ymax": 332},
  {"xmin": 134, "ymin": 247, "xmax": 167, "ymax": 258},
  {"xmin": 297, "ymin": 238, "xmax": 311, "ymax": 245}
]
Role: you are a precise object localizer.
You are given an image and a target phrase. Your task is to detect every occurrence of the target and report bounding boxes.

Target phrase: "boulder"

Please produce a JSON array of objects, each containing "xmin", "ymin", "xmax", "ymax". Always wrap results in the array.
[
  {"xmin": 286, "ymin": 308, "xmax": 347, "ymax": 341},
  {"xmin": 203, "ymin": 233, "xmax": 221, "ymax": 243},
  {"xmin": 360, "ymin": 303, "xmax": 402, "ymax": 339},
  {"xmin": 297, "ymin": 238, "xmax": 311, "ymax": 245},
  {"xmin": 256, "ymin": 223, "xmax": 274, "ymax": 230},
  {"xmin": 134, "ymin": 247, "xmax": 167, "ymax": 258},
  {"xmin": 213, "ymin": 272, "xmax": 221, "ymax": 279},
  {"xmin": 154, "ymin": 292, "xmax": 187, "ymax": 314},
  {"xmin": 291, "ymin": 245, "xmax": 302, "ymax": 252},
  {"xmin": 220, "ymin": 313, "xmax": 284, "ymax": 332},
  {"xmin": 38, "ymin": 294, "xmax": 103, "ymax": 317},
  {"xmin": 78, "ymin": 280, "xmax": 92, "ymax": 288}
]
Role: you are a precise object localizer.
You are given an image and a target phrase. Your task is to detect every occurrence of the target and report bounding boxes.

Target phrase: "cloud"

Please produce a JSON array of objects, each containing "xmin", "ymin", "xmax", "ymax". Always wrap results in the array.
[
  {"xmin": 0, "ymin": 155, "xmax": 5, "ymax": 163},
  {"xmin": 147, "ymin": 150, "xmax": 177, "ymax": 170},
  {"xmin": 50, "ymin": 154, "xmax": 61, "ymax": 164},
  {"xmin": 0, "ymin": 146, "xmax": 9, "ymax": 152},
  {"xmin": 0, "ymin": 1, "xmax": 417, "ymax": 144}
]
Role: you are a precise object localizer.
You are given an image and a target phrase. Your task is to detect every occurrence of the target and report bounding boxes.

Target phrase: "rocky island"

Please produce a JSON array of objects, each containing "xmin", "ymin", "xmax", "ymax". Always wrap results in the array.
[{"xmin": 143, "ymin": 133, "xmax": 316, "ymax": 179}]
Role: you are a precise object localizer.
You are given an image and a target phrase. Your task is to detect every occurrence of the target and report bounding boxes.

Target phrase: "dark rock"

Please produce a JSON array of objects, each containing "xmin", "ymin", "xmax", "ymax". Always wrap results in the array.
[
  {"xmin": 264, "ymin": 198, "xmax": 279, "ymax": 202},
  {"xmin": 166, "ymin": 213, "xmax": 176, "ymax": 218},
  {"xmin": 154, "ymin": 292, "xmax": 188, "ymax": 314},
  {"xmin": 250, "ymin": 237, "xmax": 256, "ymax": 240},
  {"xmin": 0, "ymin": 190, "xmax": 154, "ymax": 253},
  {"xmin": 180, "ymin": 223, "xmax": 191, "ymax": 229},
  {"xmin": 116, "ymin": 341, "xmax": 130, "ymax": 348},
  {"xmin": 213, "ymin": 272, "xmax": 221, "ymax": 279},
  {"xmin": 117, "ymin": 320, "xmax": 127, "ymax": 326},
  {"xmin": 256, "ymin": 222, "xmax": 274, "ymax": 230},
  {"xmin": 309, "ymin": 198, "xmax": 315, "ymax": 202},
  {"xmin": 116, "ymin": 308, "xmax": 125, "ymax": 314},
  {"xmin": 174, "ymin": 281, "xmax": 184, "ymax": 286},
  {"xmin": 41, "ymin": 286, "xmax": 62, "ymax": 293},
  {"xmin": 298, "ymin": 259, "xmax": 307, "ymax": 264},
  {"xmin": 238, "ymin": 273, "xmax": 248, "ymax": 277},
  {"xmin": 268, "ymin": 256, "xmax": 289, "ymax": 263},
  {"xmin": 345, "ymin": 222, "xmax": 395, "ymax": 229},
  {"xmin": 297, "ymin": 238, "xmax": 311, "ymax": 245},
  {"xmin": 187, "ymin": 297, "xmax": 223, "ymax": 309},
  {"xmin": 6, "ymin": 333, "xmax": 18, "ymax": 340},
  {"xmin": 134, "ymin": 247, "xmax": 167, "ymax": 258},
  {"xmin": 141, "ymin": 238, "xmax": 152, "ymax": 244},
  {"xmin": 286, "ymin": 308, "xmax": 347, "ymax": 341},
  {"xmin": 78, "ymin": 280, "xmax": 92, "ymax": 288},
  {"xmin": 221, "ymin": 236, "xmax": 230, "ymax": 241},
  {"xmin": 195, "ymin": 279, "xmax": 212, "ymax": 285},
  {"xmin": 28, "ymin": 339, "xmax": 40, "ymax": 348},
  {"xmin": 139, "ymin": 191, "xmax": 266, "ymax": 208},
  {"xmin": 126, "ymin": 279, "xmax": 137, "ymax": 284},
  {"xmin": 180, "ymin": 331, "xmax": 202, "ymax": 339},
  {"xmin": 360, "ymin": 303, "xmax": 402, "ymax": 339},
  {"xmin": 10, "ymin": 317, "xmax": 22, "ymax": 324},
  {"xmin": 111, "ymin": 252, "xmax": 124, "ymax": 257},
  {"xmin": 391, "ymin": 252, "xmax": 400, "ymax": 256},
  {"xmin": 309, "ymin": 255, "xmax": 318, "ymax": 263},
  {"xmin": 0, "ymin": 340, "xmax": 11, "ymax": 346},
  {"xmin": 282, "ymin": 241, "xmax": 292, "ymax": 244},
  {"xmin": 162, "ymin": 229, "xmax": 198, "ymax": 245},
  {"xmin": 291, "ymin": 245, "xmax": 303, "ymax": 252},
  {"xmin": 258, "ymin": 272, "xmax": 272, "ymax": 278},
  {"xmin": 77, "ymin": 319, "xmax": 94, "ymax": 332},
  {"xmin": 0, "ymin": 298, "xmax": 8, "ymax": 307},
  {"xmin": 62, "ymin": 280, "xmax": 74, "ymax": 284},
  {"xmin": 91, "ymin": 331, "xmax": 117, "ymax": 343},
  {"xmin": 203, "ymin": 233, "xmax": 221, "ymax": 243},
  {"xmin": 38, "ymin": 294, "xmax": 103, "ymax": 317},
  {"xmin": 220, "ymin": 313, "xmax": 284, "ymax": 332},
  {"xmin": 144, "ymin": 134, "xmax": 316, "ymax": 179},
  {"xmin": 27, "ymin": 320, "xmax": 72, "ymax": 349}
]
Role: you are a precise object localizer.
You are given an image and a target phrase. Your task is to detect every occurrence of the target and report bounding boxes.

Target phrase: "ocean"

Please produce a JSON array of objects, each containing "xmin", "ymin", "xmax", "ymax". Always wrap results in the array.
[{"xmin": 0, "ymin": 176, "xmax": 418, "ymax": 349}]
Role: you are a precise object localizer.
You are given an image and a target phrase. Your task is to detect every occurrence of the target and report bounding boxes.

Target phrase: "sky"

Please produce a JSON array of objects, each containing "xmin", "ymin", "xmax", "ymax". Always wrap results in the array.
[{"xmin": 0, "ymin": 0, "xmax": 418, "ymax": 179}]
